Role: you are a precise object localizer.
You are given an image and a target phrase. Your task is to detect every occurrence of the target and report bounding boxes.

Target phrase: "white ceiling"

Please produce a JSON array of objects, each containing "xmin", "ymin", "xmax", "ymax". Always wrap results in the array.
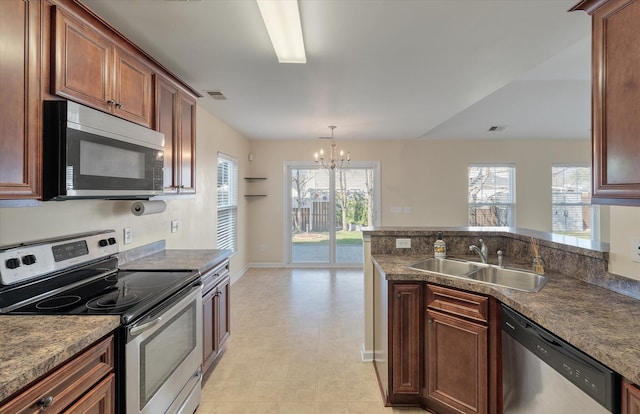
[{"xmin": 81, "ymin": 0, "xmax": 591, "ymax": 141}]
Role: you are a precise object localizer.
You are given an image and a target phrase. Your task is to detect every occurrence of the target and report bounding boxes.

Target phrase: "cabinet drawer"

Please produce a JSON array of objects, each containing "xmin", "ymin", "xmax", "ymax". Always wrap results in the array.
[
  {"xmin": 426, "ymin": 285, "xmax": 488, "ymax": 323},
  {"xmin": 201, "ymin": 260, "xmax": 230, "ymax": 294},
  {"xmin": 0, "ymin": 335, "xmax": 114, "ymax": 414}
]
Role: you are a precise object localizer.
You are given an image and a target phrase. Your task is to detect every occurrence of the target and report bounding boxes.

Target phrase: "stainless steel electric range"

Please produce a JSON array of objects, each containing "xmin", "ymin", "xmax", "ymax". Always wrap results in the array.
[{"xmin": 0, "ymin": 230, "xmax": 203, "ymax": 414}]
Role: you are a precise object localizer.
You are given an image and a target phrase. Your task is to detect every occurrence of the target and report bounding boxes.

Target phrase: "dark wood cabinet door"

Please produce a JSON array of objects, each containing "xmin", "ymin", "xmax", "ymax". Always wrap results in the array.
[
  {"xmin": 52, "ymin": 6, "xmax": 112, "ymax": 112},
  {"xmin": 202, "ymin": 286, "xmax": 216, "ymax": 372},
  {"xmin": 155, "ymin": 76, "xmax": 196, "ymax": 194},
  {"xmin": 623, "ymin": 380, "xmax": 640, "ymax": 414},
  {"xmin": 0, "ymin": 0, "xmax": 41, "ymax": 199},
  {"xmin": 425, "ymin": 309, "xmax": 488, "ymax": 414},
  {"xmin": 63, "ymin": 374, "xmax": 114, "ymax": 414},
  {"xmin": 571, "ymin": 0, "xmax": 640, "ymax": 204},
  {"xmin": 178, "ymin": 93, "xmax": 196, "ymax": 194},
  {"xmin": 216, "ymin": 276, "xmax": 231, "ymax": 348},
  {"xmin": 113, "ymin": 47, "xmax": 153, "ymax": 127},
  {"xmin": 156, "ymin": 77, "xmax": 179, "ymax": 193},
  {"xmin": 390, "ymin": 283, "xmax": 421, "ymax": 397}
]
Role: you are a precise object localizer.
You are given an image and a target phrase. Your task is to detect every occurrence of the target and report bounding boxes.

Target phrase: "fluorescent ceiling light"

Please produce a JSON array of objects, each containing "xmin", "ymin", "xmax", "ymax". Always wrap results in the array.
[{"xmin": 257, "ymin": 0, "xmax": 306, "ymax": 64}]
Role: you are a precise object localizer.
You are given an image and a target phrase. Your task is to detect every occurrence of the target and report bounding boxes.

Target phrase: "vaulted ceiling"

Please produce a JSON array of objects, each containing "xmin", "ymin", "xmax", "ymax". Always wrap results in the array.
[{"xmin": 81, "ymin": 0, "xmax": 591, "ymax": 141}]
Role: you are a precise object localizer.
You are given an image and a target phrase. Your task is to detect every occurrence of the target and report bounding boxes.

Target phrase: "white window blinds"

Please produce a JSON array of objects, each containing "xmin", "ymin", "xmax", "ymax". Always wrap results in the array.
[{"xmin": 217, "ymin": 153, "xmax": 237, "ymax": 251}]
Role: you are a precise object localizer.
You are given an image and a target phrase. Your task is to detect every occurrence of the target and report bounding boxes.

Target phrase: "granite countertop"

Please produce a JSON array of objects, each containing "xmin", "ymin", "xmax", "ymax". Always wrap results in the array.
[
  {"xmin": 119, "ymin": 249, "xmax": 232, "ymax": 274},
  {"xmin": 0, "ymin": 315, "xmax": 120, "ymax": 402},
  {"xmin": 372, "ymin": 254, "xmax": 640, "ymax": 385}
]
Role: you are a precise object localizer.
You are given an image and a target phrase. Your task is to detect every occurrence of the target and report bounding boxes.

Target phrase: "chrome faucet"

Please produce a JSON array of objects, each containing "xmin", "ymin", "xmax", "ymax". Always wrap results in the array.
[{"xmin": 469, "ymin": 239, "xmax": 488, "ymax": 263}]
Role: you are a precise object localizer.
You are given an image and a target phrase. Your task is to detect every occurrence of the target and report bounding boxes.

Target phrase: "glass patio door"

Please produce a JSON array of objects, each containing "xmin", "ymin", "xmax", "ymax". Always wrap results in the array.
[{"xmin": 287, "ymin": 162, "xmax": 378, "ymax": 266}]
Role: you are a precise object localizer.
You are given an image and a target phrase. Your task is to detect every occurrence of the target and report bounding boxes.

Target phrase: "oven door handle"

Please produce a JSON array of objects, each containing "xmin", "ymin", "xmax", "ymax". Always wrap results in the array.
[
  {"xmin": 129, "ymin": 316, "xmax": 163, "ymax": 335},
  {"xmin": 126, "ymin": 282, "xmax": 201, "ymax": 339}
]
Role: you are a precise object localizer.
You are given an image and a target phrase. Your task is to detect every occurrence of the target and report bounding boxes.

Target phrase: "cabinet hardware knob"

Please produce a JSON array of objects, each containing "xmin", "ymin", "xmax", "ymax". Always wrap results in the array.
[
  {"xmin": 396, "ymin": 293, "xmax": 401, "ymax": 299},
  {"xmin": 37, "ymin": 395, "xmax": 54, "ymax": 409},
  {"xmin": 116, "ymin": 102, "xmax": 123, "ymax": 109},
  {"xmin": 107, "ymin": 99, "xmax": 115, "ymax": 106},
  {"xmin": 427, "ymin": 319, "xmax": 433, "ymax": 325}
]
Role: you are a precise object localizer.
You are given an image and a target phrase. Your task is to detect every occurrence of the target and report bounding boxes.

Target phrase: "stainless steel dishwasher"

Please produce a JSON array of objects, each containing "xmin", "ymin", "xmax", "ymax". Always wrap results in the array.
[{"xmin": 502, "ymin": 305, "xmax": 619, "ymax": 413}]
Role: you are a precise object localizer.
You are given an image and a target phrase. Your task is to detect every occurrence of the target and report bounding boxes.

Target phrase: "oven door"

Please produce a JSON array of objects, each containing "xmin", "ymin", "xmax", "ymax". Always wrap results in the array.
[{"xmin": 125, "ymin": 283, "xmax": 202, "ymax": 414}]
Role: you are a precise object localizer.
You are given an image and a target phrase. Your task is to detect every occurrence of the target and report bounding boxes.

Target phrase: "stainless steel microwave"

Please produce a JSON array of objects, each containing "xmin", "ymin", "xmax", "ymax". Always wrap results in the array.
[{"xmin": 43, "ymin": 101, "xmax": 164, "ymax": 201}]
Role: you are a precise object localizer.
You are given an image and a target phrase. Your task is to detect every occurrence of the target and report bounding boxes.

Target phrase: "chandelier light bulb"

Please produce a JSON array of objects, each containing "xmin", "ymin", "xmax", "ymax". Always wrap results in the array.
[{"xmin": 314, "ymin": 125, "xmax": 350, "ymax": 170}]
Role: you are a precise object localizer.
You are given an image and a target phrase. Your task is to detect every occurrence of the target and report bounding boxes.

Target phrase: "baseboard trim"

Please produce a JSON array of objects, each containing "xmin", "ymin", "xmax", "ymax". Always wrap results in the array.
[{"xmin": 361, "ymin": 345, "xmax": 374, "ymax": 362}]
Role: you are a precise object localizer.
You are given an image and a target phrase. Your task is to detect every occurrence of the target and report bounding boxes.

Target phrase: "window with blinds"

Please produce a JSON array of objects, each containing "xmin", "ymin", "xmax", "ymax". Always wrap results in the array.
[
  {"xmin": 552, "ymin": 165, "xmax": 598, "ymax": 240},
  {"xmin": 217, "ymin": 154, "xmax": 237, "ymax": 251},
  {"xmin": 468, "ymin": 165, "xmax": 516, "ymax": 227}
]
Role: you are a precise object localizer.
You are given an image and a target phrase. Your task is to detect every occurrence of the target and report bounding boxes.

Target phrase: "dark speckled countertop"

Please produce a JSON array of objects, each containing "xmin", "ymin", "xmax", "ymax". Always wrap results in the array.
[
  {"xmin": 119, "ymin": 249, "xmax": 232, "ymax": 274},
  {"xmin": 373, "ymin": 254, "xmax": 640, "ymax": 385},
  {"xmin": 0, "ymin": 315, "xmax": 120, "ymax": 402}
]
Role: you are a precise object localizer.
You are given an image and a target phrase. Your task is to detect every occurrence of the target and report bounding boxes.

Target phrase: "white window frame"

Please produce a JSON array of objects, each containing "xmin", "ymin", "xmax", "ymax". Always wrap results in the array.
[
  {"xmin": 552, "ymin": 164, "xmax": 599, "ymax": 241},
  {"xmin": 217, "ymin": 153, "xmax": 238, "ymax": 251},
  {"xmin": 468, "ymin": 164, "xmax": 516, "ymax": 227}
]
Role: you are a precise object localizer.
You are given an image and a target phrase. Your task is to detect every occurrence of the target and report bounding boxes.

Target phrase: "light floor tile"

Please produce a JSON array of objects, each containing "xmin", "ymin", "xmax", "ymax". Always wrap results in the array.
[{"xmin": 198, "ymin": 268, "xmax": 422, "ymax": 414}]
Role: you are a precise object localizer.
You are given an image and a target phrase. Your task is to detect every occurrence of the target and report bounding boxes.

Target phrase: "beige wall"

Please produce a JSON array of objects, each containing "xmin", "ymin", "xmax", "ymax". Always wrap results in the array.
[
  {"xmin": 0, "ymin": 104, "xmax": 251, "ymax": 279},
  {"xmin": 247, "ymin": 138, "xmax": 594, "ymax": 265},
  {"xmin": 609, "ymin": 206, "xmax": 640, "ymax": 281}
]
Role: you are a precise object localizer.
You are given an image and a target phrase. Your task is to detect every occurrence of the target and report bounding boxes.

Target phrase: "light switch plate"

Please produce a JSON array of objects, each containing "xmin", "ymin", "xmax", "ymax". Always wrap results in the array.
[
  {"xmin": 396, "ymin": 238, "xmax": 411, "ymax": 249},
  {"xmin": 124, "ymin": 227, "xmax": 133, "ymax": 245},
  {"xmin": 171, "ymin": 220, "xmax": 179, "ymax": 233}
]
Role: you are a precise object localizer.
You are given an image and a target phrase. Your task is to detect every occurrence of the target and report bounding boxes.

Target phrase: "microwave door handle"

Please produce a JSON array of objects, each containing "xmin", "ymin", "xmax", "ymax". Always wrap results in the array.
[{"xmin": 129, "ymin": 316, "xmax": 162, "ymax": 335}]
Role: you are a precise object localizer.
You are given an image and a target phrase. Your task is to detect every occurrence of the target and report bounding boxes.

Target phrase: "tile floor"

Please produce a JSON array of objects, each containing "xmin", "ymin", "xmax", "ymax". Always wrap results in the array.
[{"xmin": 197, "ymin": 268, "xmax": 426, "ymax": 414}]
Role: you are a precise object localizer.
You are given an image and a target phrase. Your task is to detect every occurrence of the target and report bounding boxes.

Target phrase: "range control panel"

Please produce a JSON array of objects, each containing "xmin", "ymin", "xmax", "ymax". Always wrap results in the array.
[{"xmin": 0, "ymin": 230, "xmax": 119, "ymax": 285}]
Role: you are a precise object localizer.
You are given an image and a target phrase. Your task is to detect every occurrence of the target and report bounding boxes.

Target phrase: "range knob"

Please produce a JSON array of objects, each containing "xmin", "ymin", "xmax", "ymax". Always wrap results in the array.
[
  {"xmin": 21, "ymin": 255, "xmax": 37, "ymax": 265},
  {"xmin": 5, "ymin": 258, "xmax": 20, "ymax": 269},
  {"xmin": 98, "ymin": 239, "xmax": 109, "ymax": 247},
  {"xmin": 107, "ymin": 237, "xmax": 116, "ymax": 245}
]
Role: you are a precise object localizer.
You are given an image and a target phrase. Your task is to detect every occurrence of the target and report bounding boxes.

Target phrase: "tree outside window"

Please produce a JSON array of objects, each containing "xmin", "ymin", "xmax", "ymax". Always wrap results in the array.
[{"xmin": 468, "ymin": 165, "xmax": 515, "ymax": 227}]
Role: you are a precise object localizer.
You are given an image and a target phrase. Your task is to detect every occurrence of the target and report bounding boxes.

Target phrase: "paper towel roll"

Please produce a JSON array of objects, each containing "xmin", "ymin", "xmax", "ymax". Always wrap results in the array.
[{"xmin": 131, "ymin": 200, "xmax": 166, "ymax": 216}]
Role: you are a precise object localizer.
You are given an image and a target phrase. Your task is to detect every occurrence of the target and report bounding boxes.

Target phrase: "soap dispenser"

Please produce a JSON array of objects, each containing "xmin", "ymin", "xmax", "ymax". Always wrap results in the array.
[{"xmin": 434, "ymin": 232, "xmax": 446, "ymax": 258}]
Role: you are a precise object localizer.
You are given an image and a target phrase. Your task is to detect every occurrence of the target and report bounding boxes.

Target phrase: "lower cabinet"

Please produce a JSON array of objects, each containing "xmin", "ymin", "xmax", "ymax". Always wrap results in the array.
[
  {"xmin": 202, "ymin": 259, "xmax": 231, "ymax": 376},
  {"xmin": 623, "ymin": 379, "xmax": 640, "ymax": 414},
  {"xmin": 424, "ymin": 285, "xmax": 491, "ymax": 414},
  {"xmin": 372, "ymin": 272, "xmax": 500, "ymax": 413},
  {"xmin": 0, "ymin": 335, "xmax": 115, "ymax": 414}
]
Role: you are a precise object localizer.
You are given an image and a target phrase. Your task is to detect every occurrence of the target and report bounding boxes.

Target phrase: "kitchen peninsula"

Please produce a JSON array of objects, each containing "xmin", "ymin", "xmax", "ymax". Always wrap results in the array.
[{"xmin": 364, "ymin": 227, "xmax": 640, "ymax": 412}]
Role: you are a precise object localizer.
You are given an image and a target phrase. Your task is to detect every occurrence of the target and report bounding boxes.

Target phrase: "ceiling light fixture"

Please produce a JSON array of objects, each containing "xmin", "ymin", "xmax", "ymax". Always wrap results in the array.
[
  {"xmin": 314, "ymin": 126, "xmax": 350, "ymax": 170},
  {"xmin": 256, "ymin": 0, "xmax": 306, "ymax": 64}
]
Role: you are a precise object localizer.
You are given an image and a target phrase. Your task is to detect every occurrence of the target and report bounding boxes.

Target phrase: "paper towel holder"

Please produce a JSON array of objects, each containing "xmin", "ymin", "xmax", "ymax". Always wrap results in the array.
[{"xmin": 131, "ymin": 200, "xmax": 167, "ymax": 216}]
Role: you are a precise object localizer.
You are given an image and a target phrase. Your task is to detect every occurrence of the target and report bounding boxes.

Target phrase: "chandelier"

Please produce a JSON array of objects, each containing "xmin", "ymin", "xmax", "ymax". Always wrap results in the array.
[{"xmin": 314, "ymin": 125, "xmax": 350, "ymax": 170}]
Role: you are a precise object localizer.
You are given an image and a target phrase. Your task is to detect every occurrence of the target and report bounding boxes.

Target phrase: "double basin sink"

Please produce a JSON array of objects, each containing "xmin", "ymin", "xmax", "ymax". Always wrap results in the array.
[{"xmin": 408, "ymin": 257, "xmax": 548, "ymax": 292}]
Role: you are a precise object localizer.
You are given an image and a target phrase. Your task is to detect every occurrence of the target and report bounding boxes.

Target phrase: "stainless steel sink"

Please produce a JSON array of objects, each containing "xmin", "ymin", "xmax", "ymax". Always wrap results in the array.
[
  {"xmin": 408, "ymin": 257, "xmax": 479, "ymax": 277},
  {"xmin": 466, "ymin": 265, "xmax": 548, "ymax": 292},
  {"xmin": 408, "ymin": 257, "xmax": 548, "ymax": 292}
]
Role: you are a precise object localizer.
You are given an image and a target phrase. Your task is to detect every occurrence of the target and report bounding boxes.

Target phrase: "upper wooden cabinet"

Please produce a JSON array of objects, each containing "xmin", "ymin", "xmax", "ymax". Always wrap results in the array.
[
  {"xmin": 52, "ymin": 5, "xmax": 153, "ymax": 128},
  {"xmin": 571, "ymin": 0, "xmax": 640, "ymax": 205},
  {"xmin": 156, "ymin": 76, "xmax": 197, "ymax": 194},
  {"xmin": 0, "ymin": 0, "xmax": 42, "ymax": 199}
]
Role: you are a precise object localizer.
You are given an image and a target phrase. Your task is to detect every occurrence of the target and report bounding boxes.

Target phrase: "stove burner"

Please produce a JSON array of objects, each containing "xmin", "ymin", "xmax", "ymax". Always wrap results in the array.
[
  {"xmin": 36, "ymin": 295, "xmax": 82, "ymax": 310},
  {"xmin": 104, "ymin": 273, "xmax": 119, "ymax": 283},
  {"xmin": 124, "ymin": 273, "xmax": 182, "ymax": 289},
  {"xmin": 86, "ymin": 290, "xmax": 143, "ymax": 310}
]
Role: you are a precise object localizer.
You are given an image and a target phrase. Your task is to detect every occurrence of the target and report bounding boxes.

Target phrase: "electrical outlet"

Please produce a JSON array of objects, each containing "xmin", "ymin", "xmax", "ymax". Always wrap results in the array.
[
  {"xmin": 123, "ymin": 228, "xmax": 133, "ymax": 245},
  {"xmin": 396, "ymin": 238, "xmax": 411, "ymax": 249},
  {"xmin": 259, "ymin": 244, "xmax": 265, "ymax": 252},
  {"xmin": 631, "ymin": 237, "xmax": 640, "ymax": 263},
  {"xmin": 171, "ymin": 220, "xmax": 179, "ymax": 233}
]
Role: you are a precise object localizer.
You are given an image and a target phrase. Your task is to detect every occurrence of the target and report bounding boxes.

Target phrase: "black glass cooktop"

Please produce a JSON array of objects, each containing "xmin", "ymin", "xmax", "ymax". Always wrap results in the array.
[{"xmin": 0, "ymin": 257, "xmax": 198, "ymax": 323}]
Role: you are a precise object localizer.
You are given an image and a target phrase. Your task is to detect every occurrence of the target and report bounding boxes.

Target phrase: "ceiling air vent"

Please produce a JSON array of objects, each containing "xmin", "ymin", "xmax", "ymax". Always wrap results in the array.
[
  {"xmin": 488, "ymin": 125, "xmax": 507, "ymax": 132},
  {"xmin": 206, "ymin": 90, "xmax": 227, "ymax": 100}
]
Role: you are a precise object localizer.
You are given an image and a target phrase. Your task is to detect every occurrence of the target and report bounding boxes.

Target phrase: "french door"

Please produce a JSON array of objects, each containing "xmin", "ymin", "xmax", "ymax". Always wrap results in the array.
[{"xmin": 285, "ymin": 161, "xmax": 379, "ymax": 266}]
